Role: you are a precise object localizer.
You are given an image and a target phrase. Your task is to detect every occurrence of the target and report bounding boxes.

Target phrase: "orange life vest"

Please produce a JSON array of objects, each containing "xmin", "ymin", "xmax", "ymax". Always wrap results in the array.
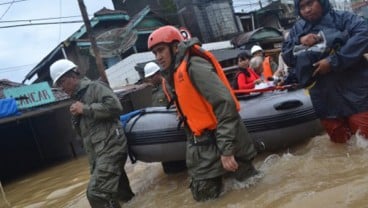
[
  {"xmin": 173, "ymin": 44, "xmax": 240, "ymax": 136},
  {"xmin": 262, "ymin": 56, "xmax": 273, "ymax": 80},
  {"xmin": 161, "ymin": 77, "xmax": 172, "ymax": 102}
]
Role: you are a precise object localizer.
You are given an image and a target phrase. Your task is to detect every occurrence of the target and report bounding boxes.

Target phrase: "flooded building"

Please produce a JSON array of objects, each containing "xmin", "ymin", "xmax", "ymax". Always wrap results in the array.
[
  {"xmin": 174, "ymin": 0, "xmax": 240, "ymax": 42},
  {"xmin": 0, "ymin": 80, "xmax": 83, "ymax": 181},
  {"xmin": 233, "ymin": 0, "xmax": 296, "ymax": 31},
  {"xmin": 112, "ymin": 0, "xmax": 180, "ymax": 26},
  {"xmin": 22, "ymin": 7, "xmax": 168, "ymax": 87}
]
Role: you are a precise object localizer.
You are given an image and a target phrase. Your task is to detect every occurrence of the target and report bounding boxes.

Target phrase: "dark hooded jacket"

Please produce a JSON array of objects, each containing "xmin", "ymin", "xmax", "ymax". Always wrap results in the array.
[{"xmin": 282, "ymin": 0, "xmax": 368, "ymax": 118}]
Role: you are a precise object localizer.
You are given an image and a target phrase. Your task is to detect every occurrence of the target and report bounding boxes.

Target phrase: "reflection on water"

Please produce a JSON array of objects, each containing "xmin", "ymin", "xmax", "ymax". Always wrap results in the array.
[
  {"xmin": 1, "ymin": 156, "xmax": 89, "ymax": 208},
  {"xmin": 1, "ymin": 133, "xmax": 368, "ymax": 208}
]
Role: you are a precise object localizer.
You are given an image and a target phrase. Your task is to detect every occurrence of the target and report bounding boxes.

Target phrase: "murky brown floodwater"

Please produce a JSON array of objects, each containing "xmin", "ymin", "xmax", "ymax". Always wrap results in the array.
[{"xmin": 1, "ymin": 132, "xmax": 368, "ymax": 208}]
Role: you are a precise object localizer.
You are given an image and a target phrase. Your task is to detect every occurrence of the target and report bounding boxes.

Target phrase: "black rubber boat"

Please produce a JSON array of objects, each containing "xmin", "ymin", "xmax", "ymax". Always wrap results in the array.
[{"xmin": 121, "ymin": 89, "xmax": 323, "ymax": 163}]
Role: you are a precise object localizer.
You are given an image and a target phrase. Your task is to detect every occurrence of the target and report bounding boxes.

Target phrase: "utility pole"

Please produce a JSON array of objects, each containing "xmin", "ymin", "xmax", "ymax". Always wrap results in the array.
[{"xmin": 77, "ymin": 0, "xmax": 109, "ymax": 85}]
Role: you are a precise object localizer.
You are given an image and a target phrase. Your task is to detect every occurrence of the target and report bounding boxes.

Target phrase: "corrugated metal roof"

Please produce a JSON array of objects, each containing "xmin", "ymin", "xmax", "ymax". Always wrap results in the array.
[
  {"xmin": 210, "ymin": 48, "xmax": 244, "ymax": 62},
  {"xmin": 23, "ymin": 8, "xmax": 133, "ymax": 84},
  {"xmin": 24, "ymin": 6, "xmax": 153, "ymax": 84},
  {"xmin": 233, "ymin": 0, "xmax": 275, "ymax": 13},
  {"xmin": 0, "ymin": 79, "xmax": 23, "ymax": 99},
  {"xmin": 68, "ymin": 8, "xmax": 130, "ymax": 41},
  {"xmin": 230, "ymin": 27, "xmax": 283, "ymax": 48},
  {"xmin": 94, "ymin": 7, "xmax": 128, "ymax": 16}
]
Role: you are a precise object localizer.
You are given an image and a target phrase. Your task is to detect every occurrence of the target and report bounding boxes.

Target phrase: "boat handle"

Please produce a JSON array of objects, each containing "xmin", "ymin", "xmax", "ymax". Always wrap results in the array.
[{"xmin": 273, "ymin": 100, "xmax": 303, "ymax": 110}]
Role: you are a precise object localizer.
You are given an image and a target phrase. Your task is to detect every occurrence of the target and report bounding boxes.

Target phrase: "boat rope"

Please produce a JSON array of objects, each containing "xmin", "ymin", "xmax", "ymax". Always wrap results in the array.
[
  {"xmin": 0, "ymin": 181, "xmax": 11, "ymax": 207},
  {"xmin": 125, "ymin": 109, "xmax": 178, "ymax": 134},
  {"xmin": 124, "ymin": 110, "xmax": 146, "ymax": 164},
  {"xmin": 126, "ymin": 111, "xmax": 145, "ymax": 133}
]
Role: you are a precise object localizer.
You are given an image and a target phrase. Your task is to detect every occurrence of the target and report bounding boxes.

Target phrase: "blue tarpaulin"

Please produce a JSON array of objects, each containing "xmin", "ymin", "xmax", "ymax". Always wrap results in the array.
[
  {"xmin": 0, "ymin": 98, "xmax": 20, "ymax": 118},
  {"xmin": 119, "ymin": 109, "xmax": 143, "ymax": 128}
]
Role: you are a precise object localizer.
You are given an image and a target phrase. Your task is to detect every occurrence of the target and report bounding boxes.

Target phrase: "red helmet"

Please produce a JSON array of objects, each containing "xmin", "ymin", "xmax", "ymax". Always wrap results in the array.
[{"xmin": 147, "ymin": 25, "xmax": 183, "ymax": 50}]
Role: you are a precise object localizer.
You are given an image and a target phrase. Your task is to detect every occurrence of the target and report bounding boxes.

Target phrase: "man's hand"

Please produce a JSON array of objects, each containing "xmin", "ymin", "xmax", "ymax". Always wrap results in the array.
[
  {"xmin": 312, "ymin": 58, "xmax": 331, "ymax": 77},
  {"xmin": 300, "ymin": 33, "xmax": 322, "ymax": 47},
  {"xmin": 221, "ymin": 155, "xmax": 238, "ymax": 172},
  {"xmin": 70, "ymin": 101, "xmax": 84, "ymax": 115},
  {"xmin": 254, "ymin": 79, "xmax": 263, "ymax": 85}
]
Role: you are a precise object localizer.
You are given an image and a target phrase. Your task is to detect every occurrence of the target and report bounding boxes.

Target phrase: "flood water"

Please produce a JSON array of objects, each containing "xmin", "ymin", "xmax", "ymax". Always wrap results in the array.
[{"xmin": 1, "ymin": 132, "xmax": 368, "ymax": 208}]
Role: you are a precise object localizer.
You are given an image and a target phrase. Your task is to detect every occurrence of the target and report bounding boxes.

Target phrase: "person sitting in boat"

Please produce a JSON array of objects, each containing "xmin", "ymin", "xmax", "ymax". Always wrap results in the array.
[
  {"xmin": 147, "ymin": 25, "xmax": 259, "ymax": 202},
  {"xmin": 282, "ymin": 0, "xmax": 368, "ymax": 143},
  {"xmin": 232, "ymin": 51, "xmax": 262, "ymax": 90},
  {"xmin": 250, "ymin": 45, "xmax": 278, "ymax": 81},
  {"xmin": 250, "ymin": 56, "xmax": 275, "ymax": 90},
  {"xmin": 143, "ymin": 61, "xmax": 187, "ymax": 174}
]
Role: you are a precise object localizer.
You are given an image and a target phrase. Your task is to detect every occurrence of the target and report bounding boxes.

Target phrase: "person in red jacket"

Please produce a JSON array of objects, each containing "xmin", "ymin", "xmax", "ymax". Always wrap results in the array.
[{"xmin": 234, "ymin": 51, "xmax": 263, "ymax": 90}]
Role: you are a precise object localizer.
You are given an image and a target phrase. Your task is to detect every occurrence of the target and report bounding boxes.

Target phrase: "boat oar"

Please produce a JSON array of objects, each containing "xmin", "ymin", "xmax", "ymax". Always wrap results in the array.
[{"xmin": 233, "ymin": 84, "xmax": 298, "ymax": 94}]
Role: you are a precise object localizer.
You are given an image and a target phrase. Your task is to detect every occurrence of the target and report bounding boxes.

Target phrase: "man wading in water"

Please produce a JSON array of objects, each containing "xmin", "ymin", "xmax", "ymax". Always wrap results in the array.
[
  {"xmin": 147, "ymin": 26, "xmax": 259, "ymax": 201},
  {"xmin": 50, "ymin": 59, "xmax": 134, "ymax": 208},
  {"xmin": 282, "ymin": 0, "xmax": 368, "ymax": 143}
]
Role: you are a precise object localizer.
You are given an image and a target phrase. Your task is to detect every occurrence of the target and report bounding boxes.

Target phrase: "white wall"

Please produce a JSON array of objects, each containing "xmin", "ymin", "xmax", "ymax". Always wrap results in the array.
[
  {"xmin": 106, "ymin": 52, "xmax": 154, "ymax": 89},
  {"xmin": 106, "ymin": 40, "xmax": 233, "ymax": 89}
]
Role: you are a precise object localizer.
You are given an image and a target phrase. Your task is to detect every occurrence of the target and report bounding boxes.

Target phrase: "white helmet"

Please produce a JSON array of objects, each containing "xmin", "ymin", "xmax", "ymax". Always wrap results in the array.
[
  {"xmin": 50, "ymin": 59, "xmax": 77, "ymax": 86},
  {"xmin": 251, "ymin": 45, "xmax": 263, "ymax": 55},
  {"xmin": 144, "ymin": 62, "xmax": 160, "ymax": 78}
]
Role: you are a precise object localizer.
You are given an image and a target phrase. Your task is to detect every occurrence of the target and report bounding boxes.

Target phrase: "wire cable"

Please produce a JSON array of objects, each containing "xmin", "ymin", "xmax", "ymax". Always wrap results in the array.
[
  {"xmin": 0, "ymin": 0, "xmax": 15, "ymax": 20},
  {"xmin": 0, "ymin": 64, "xmax": 35, "ymax": 73},
  {"xmin": 0, "ymin": 0, "xmax": 27, "ymax": 6},
  {"xmin": 0, "ymin": 20, "xmax": 84, "ymax": 28},
  {"xmin": 0, "ymin": 15, "xmax": 83, "ymax": 23},
  {"xmin": 58, "ymin": 0, "xmax": 62, "ymax": 41}
]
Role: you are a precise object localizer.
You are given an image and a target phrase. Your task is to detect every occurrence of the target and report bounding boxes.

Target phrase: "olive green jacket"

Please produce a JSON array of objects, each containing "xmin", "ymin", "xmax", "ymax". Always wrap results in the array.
[
  {"xmin": 162, "ymin": 39, "xmax": 257, "ymax": 179},
  {"xmin": 71, "ymin": 78, "xmax": 127, "ymax": 164},
  {"xmin": 151, "ymin": 80, "xmax": 170, "ymax": 107}
]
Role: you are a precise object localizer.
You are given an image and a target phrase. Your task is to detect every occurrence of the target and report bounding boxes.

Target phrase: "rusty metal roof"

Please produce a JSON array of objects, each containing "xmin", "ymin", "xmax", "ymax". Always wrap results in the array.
[
  {"xmin": 231, "ymin": 27, "xmax": 284, "ymax": 49},
  {"xmin": 0, "ymin": 79, "xmax": 23, "ymax": 99},
  {"xmin": 94, "ymin": 7, "xmax": 128, "ymax": 16}
]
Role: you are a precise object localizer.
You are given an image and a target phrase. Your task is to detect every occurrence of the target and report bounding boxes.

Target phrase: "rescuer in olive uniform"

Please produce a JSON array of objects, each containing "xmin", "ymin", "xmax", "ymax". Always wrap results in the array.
[
  {"xmin": 144, "ymin": 61, "xmax": 187, "ymax": 174},
  {"xmin": 148, "ymin": 26, "xmax": 258, "ymax": 201},
  {"xmin": 50, "ymin": 59, "xmax": 134, "ymax": 208}
]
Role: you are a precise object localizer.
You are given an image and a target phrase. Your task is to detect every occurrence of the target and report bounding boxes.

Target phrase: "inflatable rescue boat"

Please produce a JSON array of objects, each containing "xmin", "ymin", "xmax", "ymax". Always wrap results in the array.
[{"xmin": 121, "ymin": 88, "xmax": 323, "ymax": 163}]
